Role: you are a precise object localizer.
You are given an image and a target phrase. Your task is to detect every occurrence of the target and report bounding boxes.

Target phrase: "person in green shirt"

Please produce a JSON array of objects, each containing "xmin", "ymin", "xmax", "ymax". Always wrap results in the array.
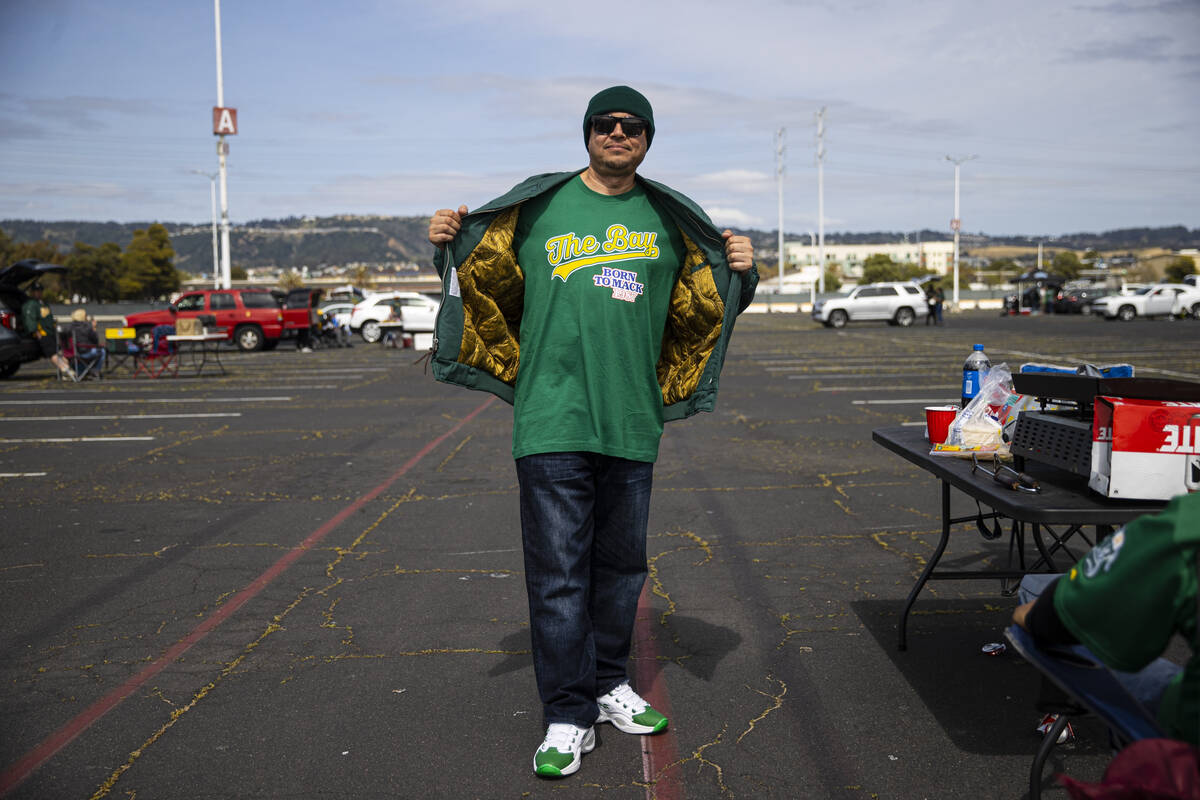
[
  {"xmin": 20, "ymin": 283, "xmax": 70, "ymax": 374},
  {"xmin": 429, "ymin": 86, "xmax": 756, "ymax": 778},
  {"xmin": 1013, "ymin": 491, "xmax": 1200, "ymax": 746}
]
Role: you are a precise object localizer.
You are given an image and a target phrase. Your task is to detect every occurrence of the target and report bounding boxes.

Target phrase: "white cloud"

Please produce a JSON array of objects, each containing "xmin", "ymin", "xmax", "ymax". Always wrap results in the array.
[{"xmin": 705, "ymin": 207, "xmax": 766, "ymax": 230}]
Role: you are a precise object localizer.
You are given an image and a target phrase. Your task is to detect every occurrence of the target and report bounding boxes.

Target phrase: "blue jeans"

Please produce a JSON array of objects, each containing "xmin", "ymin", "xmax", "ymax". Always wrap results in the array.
[
  {"xmin": 515, "ymin": 452, "xmax": 653, "ymax": 728},
  {"xmin": 77, "ymin": 347, "xmax": 106, "ymax": 376},
  {"xmin": 1019, "ymin": 574, "xmax": 1180, "ymax": 718}
]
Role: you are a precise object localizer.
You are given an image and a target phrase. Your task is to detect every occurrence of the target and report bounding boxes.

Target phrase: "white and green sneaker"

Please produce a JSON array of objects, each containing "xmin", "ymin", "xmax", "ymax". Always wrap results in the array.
[
  {"xmin": 533, "ymin": 723, "xmax": 596, "ymax": 778},
  {"xmin": 596, "ymin": 683, "xmax": 669, "ymax": 734}
]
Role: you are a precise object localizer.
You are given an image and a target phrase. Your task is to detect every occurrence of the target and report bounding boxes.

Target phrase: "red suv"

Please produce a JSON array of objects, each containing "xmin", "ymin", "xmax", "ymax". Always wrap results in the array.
[{"xmin": 124, "ymin": 289, "xmax": 286, "ymax": 351}]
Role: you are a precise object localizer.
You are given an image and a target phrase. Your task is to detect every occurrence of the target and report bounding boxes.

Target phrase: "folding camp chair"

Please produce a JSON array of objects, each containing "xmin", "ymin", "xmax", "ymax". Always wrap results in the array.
[
  {"xmin": 133, "ymin": 324, "xmax": 178, "ymax": 378},
  {"xmin": 57, "ymin": 327, "xmax": 104, "ymax": 382},
  {"xmin": 66, "ymin": 327, "xmax": 106, "ymax": 381},
  {"xmin": 102, "ymin": 327, "xmax": 137, "ymax": 375},
  {"xmin": 1005, "ymin": 624, "xmax": 1169, "ymax": 799}
]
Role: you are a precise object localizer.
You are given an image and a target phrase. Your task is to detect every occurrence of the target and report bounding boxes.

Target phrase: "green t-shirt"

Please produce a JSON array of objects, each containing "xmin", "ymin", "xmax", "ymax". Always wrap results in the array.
[
  {"xmin": 511, "ymin": 175, "xmax": 685, "ymax": 462},
  {"xmin": 1054, "ymin": 492, "xmax": 1200, "ymax": 744}
]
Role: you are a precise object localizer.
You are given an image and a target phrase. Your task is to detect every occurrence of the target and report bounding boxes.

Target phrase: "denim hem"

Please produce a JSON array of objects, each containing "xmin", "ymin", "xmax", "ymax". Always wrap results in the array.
[
  {"xmin": 544, "ymin": 714, "xmax": 598, "ymax": 729},
  {"xmin": 596, "ymin": 679, "xmax": 629, "ymax": 699}
]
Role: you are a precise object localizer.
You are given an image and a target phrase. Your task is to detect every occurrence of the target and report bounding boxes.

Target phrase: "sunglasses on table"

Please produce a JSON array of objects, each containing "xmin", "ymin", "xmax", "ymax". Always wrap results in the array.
[{"xmin": 590, "ymin": 115, "xmax": 648, "ymax": 138}]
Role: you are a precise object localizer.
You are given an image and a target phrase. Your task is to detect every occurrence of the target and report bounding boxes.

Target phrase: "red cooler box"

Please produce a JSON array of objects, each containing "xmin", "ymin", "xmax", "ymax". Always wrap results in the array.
[{"xmin": 1089, "ymin": 396, "xmax": 1200, "ymax": 500}]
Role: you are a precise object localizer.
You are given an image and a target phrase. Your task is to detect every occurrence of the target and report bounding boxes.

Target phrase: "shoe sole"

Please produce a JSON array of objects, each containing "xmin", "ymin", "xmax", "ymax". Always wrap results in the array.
[
  {"xmin": 596, "ymin": 709, "xmax": 669, "ymax": 735},
  {"xmin": 533, "ymin": 729, "xmax": 596, "ymax": 778}
]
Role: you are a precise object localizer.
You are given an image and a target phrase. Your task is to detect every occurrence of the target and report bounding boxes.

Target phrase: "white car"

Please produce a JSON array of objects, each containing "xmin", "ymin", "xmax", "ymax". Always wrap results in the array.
[
  {"xmin": 1091, "ymin": 283, "xmax": 1200, "ymax": 321},
  {"xmin": 812, "ymin": 282, "xmax": 929, "ymax": 328},
  {"xmin": 348, "ymin": 291, "xmax": 440, "ymax": 342}
]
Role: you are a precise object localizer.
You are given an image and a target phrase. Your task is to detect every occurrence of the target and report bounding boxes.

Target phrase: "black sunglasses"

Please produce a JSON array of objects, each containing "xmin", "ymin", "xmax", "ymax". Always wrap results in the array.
[{"xmin": 591, "ymin": 115, "xmax": 648, "ymax": 138}]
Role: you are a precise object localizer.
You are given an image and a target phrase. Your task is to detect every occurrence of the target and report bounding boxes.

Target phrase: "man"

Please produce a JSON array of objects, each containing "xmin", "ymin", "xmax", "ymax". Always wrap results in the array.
[
  {"xmin": 428, "ymin": 86, "xmax": 757, "ymax": 778},
  {"xmin": 1012, "ymin": 491, "xmax": 1200, "ymax": 746},
  {"xmin": 21, "ymin": 283, "xmax": 70, "ymax": 374}
]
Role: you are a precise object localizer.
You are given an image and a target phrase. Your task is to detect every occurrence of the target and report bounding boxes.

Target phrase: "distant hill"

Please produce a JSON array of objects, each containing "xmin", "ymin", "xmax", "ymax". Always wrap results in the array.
[{"xmin": 3, "ymin": 217, "xmax": 1196, "ymax": 274}]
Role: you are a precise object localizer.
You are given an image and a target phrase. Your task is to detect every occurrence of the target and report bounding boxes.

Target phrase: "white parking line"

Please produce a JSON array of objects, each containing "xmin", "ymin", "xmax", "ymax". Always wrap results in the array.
[
  {"xmin": 0, "ymin": 472, "xmax": 48, "ymax": 478},
  {"xmin": 217, "ymin": 384, "xmax": 338, "ymax": 390},
  {"xmin": 0, "ymin": 413, "xmax": 243, "ymax": 422},
  {"xmin": 816, "ymin": 384, "xmax": 958, "ymax": 392},
  {"xmin": 788, "ymin": 373, "xmax": 943, "ymax": 380},
  {"xmin": 852, "ymin": 398, "xmax": 955, "ymax": 405},
  {"xmin": 0, "ymin": 397, "xmax": 291, "ymax": 406},
  {"xmin": 0, "ymin": 437, "xmax": 155, "ymax": 443}
]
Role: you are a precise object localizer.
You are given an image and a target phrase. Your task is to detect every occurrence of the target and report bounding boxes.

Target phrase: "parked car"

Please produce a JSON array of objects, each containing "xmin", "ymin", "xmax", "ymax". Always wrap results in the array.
[
  {"xmin": 124, "ymin": 288, "xmax": 286, "ymax": 351},
  {"xmin": 812, "ymin": 282, "xmax": 928, "ymax": 328},
  {"xmin": 1091, "ymin": 283, "xmax": 1200, "ymax": 321},
  {"xmin": 348, "ymin": 291, "xmax": 440, "ymax": 343},
  {"xmin": 0, "ymin": 259, "xmax": 67, "ymax": 378},
  {"xmin": 1054, "ymin": 284, "xmax": 1111, "ymax": 314}
]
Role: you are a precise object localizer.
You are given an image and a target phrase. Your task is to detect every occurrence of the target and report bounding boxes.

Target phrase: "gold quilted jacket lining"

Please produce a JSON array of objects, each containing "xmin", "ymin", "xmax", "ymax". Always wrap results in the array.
[{"xmin": 456, "ymin": 205, "xmax": 724, "ymax": 404}]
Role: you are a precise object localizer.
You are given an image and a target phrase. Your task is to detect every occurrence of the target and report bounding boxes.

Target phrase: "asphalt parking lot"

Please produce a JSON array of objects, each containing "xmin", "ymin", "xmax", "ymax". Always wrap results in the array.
[{"xmin": 2, "ymin": 311, "xmax": 1198, "ymax": 800}]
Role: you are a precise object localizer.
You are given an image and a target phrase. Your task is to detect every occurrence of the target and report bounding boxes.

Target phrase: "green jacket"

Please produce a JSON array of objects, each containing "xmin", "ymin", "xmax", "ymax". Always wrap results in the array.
[
  {"xmin": 431, "ymin": 170, "xmax": 758, "ymax": 422},
  {"xmin": 20, "ymin": 298, "xmax": 54, "ymax": 337}
]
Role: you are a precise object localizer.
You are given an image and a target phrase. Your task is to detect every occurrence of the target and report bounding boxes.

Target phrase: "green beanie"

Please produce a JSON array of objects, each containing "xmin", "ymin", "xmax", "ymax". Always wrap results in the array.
[{"xmin": 583, "ymin": 85, "xmax": 654, "ymax": 148}]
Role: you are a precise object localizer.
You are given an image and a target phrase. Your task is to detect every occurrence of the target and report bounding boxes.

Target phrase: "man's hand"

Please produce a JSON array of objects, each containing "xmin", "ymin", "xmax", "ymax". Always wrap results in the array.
[
  {"xmin": 722, "ymin": 230, "xmax": 754, "ymax": 273},
  {"xmin": 1012, "ymin": 601, "xmax": 1034, "ymax": 630},
  {"xmin": 429, "ymin": 205, "xmax": 469, "ymax": 247}
]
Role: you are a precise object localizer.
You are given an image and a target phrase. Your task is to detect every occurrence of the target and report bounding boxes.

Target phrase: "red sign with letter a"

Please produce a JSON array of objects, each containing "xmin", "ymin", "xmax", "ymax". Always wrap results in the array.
[{"xmin": 213, "ymin": 107, "xmax": 238, "ymax": 135}]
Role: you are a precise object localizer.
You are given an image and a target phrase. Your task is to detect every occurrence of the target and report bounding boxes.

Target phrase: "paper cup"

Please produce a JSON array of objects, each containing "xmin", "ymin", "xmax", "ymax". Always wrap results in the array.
[{"xmin": 925, "ymin": 405, "xmax": 959, "ymax": 444}]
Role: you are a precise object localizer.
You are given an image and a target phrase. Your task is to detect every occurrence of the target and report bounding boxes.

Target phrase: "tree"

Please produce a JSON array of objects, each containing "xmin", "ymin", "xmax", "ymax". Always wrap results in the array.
[
  {"xmin": 230, "ymin": 265, "xmax": 248, "ymax": 281},
  {"xmin": 351, "ymin": 265, "xmax": 373, "ymax": 289},
  {"xmin": 278, "ymin": 269, "xmax": 305, "ymax": 290},
  {"xmin": 1052, "ymin": 251, "xmax": 1083, "ymax": 280},
  {"xmin": 1166, "ymin": 256, "xmax": 1196, "ymax": 283},
  {"xmin": 66, "ymin": 241, "xmax": 123, "ymax": 302},
  {"xmin": 120, "ymin": 224, "xmax": 178, "ymax": 300},
  {"xmin": 861, "ymin": 253, "xmax": 927, "ymax": 284},
  {"xmin": 823, "ymin": 264, "xmax": 842, "ymax": 293},
  {"xmin": 0, "ymin": 228, "xmax": 66, "ymax": 298}
]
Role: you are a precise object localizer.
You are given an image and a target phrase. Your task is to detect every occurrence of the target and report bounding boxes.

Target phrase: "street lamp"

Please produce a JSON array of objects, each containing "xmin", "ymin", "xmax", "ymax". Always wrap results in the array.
[
  {"xmin": 212, "ymin": 0, "xmax": 233, "ymax": 290},
  {"xmin": 191, "ymin": 169, "xmax": 219, "ymax": 287},
  {"xmin": 946, "ymin": 154, "xmax": 977, "ymax": 308}
]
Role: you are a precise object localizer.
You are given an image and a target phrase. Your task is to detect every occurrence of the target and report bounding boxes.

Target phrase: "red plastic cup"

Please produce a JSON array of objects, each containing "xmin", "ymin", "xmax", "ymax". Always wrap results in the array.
[{"xmin": 925, "ymin": 405, "xmax": 959, "ymax": 444}]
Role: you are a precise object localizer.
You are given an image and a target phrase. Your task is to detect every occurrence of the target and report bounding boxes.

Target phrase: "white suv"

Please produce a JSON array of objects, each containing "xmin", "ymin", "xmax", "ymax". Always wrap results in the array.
[
  {"xmin": 812, "ymin": 282, "xmax": 929, "ymax": 328},
  {"xmin": 348, "ymin": 291, "xmax": 440, "ymax": 343},
  {"xmin": 1091, "ymin": 283, "xmax": 1200, "ymax": 321}
]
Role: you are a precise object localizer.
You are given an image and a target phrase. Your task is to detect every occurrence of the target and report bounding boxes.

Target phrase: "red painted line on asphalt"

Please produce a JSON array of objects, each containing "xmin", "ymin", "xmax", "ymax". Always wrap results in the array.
[
  {"xmin": 634, "ymin": 583, "xmax": 683, "ymax": 800},
  {"xmin": 0, "ymin": 396, "xmax": 496, "ymax": 797}
]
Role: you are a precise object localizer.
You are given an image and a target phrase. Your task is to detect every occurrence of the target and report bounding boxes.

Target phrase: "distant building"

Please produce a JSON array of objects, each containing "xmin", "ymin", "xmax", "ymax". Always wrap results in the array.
[{"xmin": 783, "ymin": 241, "xmax": 955, "ymax": 279}]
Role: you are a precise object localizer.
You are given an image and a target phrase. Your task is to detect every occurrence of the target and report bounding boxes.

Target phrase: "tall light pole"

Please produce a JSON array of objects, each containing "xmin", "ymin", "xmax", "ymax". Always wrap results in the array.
[
  {"xmin": 776, "ymin": 127, "xmax": 786, "ymax": 294},
  {"xmin": 213, "ymin": 0, "xmax": 232, "ymax": 289},
  {"xmin": 191, "ymin": 170, "xmax": 219, "ymax": 287},
  {"xmin": 816, "ymin": 107, "xmax": 826, "ymax": 294},
  {"xmin": 946, "ymin": 154, "xmax": 977, "ymax": 307}
]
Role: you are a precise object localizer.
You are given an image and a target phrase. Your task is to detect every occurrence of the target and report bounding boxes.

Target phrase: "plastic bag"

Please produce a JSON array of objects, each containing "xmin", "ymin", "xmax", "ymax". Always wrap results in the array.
[{"xmin": 931, "ymin": 363, "xmax": 1037, "ymax": 457}]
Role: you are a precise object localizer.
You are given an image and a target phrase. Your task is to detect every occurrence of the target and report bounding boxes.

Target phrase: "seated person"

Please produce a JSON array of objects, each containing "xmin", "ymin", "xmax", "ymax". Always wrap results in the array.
[
  {"xmin": 67, "ymin": 308, "xmax": 106, "ymax": 377},
  {"xmin": 1012, "ymin": 491, "xmax": 1200, "ymax": 745}
]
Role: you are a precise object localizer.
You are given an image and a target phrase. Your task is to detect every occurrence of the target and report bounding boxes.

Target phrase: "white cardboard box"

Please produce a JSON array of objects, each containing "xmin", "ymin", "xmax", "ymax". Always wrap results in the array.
[{"xmin": 1090, "ymin": 396, "xmax": 1200, "ymax": 500}]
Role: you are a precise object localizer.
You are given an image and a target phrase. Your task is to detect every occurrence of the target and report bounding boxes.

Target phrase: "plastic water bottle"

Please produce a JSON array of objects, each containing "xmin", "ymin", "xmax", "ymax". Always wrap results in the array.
[{"xmin": 961, "ymin": 344, "xmax": 991, "ymax": 408}]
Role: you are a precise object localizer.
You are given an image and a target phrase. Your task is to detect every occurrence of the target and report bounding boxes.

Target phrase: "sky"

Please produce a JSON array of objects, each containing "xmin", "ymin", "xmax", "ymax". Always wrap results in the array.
[{"xmin": 1, "ymin": 0, "xmax": 1197, "ymax": 238}]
